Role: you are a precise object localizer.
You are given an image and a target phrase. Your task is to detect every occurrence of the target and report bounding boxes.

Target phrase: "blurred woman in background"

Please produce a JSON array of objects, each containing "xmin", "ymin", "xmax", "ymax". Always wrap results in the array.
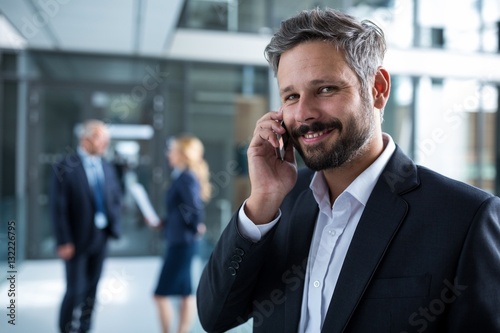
[{"xmin": 152, "ymin": 134, "xmax": 212, "ymax": 333}]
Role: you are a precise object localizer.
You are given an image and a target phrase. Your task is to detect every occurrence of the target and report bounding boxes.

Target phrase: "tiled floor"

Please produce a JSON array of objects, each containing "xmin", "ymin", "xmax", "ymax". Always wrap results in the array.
[{"xmin": 0, "ymin": 256, "xmax": 252, "ymax": 333}]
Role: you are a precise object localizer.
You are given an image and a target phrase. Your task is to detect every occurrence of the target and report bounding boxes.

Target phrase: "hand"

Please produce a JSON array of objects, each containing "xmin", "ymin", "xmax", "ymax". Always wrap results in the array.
[
  {"xmin": 57, "ymin": 243, "xmax": 75, "ymax": 261},
  {"xmin": 145, "ymin": 217, "xmax": 163, "ymax": 229},
  {"xmin": 197, "ymin": 223, "xmax": 207, "ymax": 237},
  {"xmin": 245, "ymin": 111, "xmax": 297, "ymax": 224}
]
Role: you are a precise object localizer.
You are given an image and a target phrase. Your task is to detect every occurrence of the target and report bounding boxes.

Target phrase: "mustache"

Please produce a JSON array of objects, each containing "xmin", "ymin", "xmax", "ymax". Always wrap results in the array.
[{"xmin": 290, "ymin": 119, "xmax": 343, "ymax": 138}]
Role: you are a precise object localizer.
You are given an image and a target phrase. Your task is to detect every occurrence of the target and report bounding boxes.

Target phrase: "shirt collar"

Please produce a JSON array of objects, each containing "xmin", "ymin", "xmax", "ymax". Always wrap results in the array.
[
  {"xmin": 310, "ymin": 133, "xmax": 396, "ymax": 208},
  {"xmin": 77, "ymin": 146, "xmax": 101, "ymax": 166}
]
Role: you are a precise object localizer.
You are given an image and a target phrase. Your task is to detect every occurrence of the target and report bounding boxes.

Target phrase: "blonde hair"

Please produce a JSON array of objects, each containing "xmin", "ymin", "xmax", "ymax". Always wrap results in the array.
[{"xmin": 174, "ymin": 135, "xmax": 212, "ymax": 202}]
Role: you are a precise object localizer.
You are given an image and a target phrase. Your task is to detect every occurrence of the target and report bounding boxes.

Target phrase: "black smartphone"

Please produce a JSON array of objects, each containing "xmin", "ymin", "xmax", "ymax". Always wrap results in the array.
[{"xmin": 275, "ymin": 121, "xmax": 289, "ymax": 160}]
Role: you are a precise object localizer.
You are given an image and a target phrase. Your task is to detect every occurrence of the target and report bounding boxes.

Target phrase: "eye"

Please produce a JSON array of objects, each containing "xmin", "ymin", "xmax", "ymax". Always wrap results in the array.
[
  {"xmin": 284, "ymin": 93, "xmax": 299, "ymax": 102},
  {"xmin": 319, "ymin": 86, "xmax": 336, "ymax": 93}
]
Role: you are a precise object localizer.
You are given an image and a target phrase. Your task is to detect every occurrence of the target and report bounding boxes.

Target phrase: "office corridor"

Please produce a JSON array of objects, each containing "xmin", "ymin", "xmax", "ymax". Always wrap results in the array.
[{"xmin": 0, "ymin": 256, "xmax": 252, "ymax": 333}]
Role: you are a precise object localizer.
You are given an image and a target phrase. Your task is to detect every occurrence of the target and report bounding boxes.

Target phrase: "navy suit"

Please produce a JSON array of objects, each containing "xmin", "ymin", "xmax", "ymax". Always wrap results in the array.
[
  {"xmin": 164, "ymin": 170, "xmax": 204, "ymax": 245},
  {"xmin": 197, "ymin": 147, "xmax": 500, "ymax": 332},
  {"xmin": 50, "ymin": 152, "xmax": 122, "ymax": 333},
  {"xmin": 154, "ymin": 170, "xmax": 204, "ymax": 296}
]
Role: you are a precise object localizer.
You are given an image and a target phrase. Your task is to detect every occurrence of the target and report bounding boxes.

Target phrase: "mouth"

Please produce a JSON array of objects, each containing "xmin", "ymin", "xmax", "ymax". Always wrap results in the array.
[{"xmin": 302, "ymin": 129, "xmax": 334, "ymax": 142}]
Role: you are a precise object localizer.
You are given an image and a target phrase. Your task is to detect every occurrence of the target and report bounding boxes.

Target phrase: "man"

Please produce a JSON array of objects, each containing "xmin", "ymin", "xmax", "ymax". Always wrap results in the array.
[
  {"xmin": 50, "ymin": 119, "xmax": 122, "ymax": 333},
  {"xmin": 197, "ymin": 8, "xmax": 500, "ymax": 333}
]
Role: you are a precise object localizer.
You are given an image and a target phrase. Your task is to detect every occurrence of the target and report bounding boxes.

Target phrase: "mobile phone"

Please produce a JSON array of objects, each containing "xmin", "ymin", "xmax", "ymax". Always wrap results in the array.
[{"xmin": 275, "ymin": 121, "xmax": 289, "ymax": 160}]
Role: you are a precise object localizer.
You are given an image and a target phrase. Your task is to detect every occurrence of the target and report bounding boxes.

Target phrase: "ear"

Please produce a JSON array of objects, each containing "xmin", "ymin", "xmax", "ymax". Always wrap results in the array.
[{"xmin": 372, "ymin": 67, "xmax": 390, "ymax": 109}]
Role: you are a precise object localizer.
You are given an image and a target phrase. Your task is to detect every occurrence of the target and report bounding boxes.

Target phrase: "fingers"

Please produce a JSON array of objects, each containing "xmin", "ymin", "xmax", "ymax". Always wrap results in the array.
[{"xmin": 253, "ymin": 112, "xmax": 286, "ymax": 149}]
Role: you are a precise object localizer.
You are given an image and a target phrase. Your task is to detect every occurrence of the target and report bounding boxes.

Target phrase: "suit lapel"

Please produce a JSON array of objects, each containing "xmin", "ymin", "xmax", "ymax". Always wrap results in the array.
[
  {"xmin": 322, "ymin": 147, "xmax": 419, "ymax": 333},
  {"xmin": 284, "ymin": 188, "xmax": 319, "ymax": 332},
  {"xmin": 74, "ymin": 154, "xmax": 94, "ymax": 200}
]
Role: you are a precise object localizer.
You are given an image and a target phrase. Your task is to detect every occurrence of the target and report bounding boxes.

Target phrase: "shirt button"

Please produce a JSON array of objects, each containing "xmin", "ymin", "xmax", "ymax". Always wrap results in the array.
[
  {"xmin": 327, "ymin": 230, "xmax": 336, "ymax": 236},
  {"xmin": 313, "ymin": 280, "xmax": 320, "ymax": 288}
]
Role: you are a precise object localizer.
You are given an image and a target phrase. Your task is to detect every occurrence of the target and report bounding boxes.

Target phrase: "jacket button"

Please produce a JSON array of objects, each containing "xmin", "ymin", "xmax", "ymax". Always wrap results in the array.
[
  {"xmin": 232, "ymin": 255, "xmax": 242, "ymax": 263},
  {"xmin": 228, "ymin": 267, "xmax": 237, "ymax": 276},
  {"xmin": 231, "ymin": 261, "xmax": 240, "ymax": 269},
  {"xmin": 235, "ymin": 248, "xmax": 245, "ymax": 256}
]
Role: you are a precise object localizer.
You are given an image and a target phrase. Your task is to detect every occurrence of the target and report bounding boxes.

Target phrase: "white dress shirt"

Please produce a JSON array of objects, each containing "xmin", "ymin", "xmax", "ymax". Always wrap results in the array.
[
  {"xmin": 238, "ymin": 133, "xmax": 396, "ymax": 332},
  {"xmin": 78, "ymin": 147, "xmax": 105, "ymax": 189},
  {"xmin": 78, "ymin": 147, "xmax": 108, "ymax": 228}
]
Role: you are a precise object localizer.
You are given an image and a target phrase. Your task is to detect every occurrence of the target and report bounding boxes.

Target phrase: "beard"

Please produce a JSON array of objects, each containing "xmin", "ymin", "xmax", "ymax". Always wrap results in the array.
[{"xmin": 289, "ymin": 107, "xmax": 375, "ymax": 171}]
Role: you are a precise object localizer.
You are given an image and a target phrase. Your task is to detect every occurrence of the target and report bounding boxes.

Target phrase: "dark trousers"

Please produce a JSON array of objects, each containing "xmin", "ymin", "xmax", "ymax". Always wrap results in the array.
[{"xmin": 59, "ymin": 230, "xmax": 107, "ymax": 333}]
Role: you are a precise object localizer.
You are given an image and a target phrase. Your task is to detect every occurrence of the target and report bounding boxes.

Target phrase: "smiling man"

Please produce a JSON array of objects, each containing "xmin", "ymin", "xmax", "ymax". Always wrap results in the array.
[{"xmin": 197, "ymin": 8, "xmax": 500, "ymax": 333}]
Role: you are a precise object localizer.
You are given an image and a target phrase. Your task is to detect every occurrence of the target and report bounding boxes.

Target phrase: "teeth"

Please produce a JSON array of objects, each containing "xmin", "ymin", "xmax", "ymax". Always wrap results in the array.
[{"xmin": 304, "ymin": 131, "xmax": 325, "ymax": 139}]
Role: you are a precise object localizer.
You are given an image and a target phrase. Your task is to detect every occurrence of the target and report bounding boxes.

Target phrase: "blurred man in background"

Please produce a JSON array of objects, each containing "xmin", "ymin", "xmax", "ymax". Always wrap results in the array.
[{"xmin": 50, "ymin": 119, "xmax": 122, "ymax": 333}]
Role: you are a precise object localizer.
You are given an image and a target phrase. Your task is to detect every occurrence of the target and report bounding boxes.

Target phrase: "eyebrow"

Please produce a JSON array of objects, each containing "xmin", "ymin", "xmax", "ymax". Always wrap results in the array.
[{"xmin": 279, "ymin": 85, "xmax": 294, "ymax": 96}]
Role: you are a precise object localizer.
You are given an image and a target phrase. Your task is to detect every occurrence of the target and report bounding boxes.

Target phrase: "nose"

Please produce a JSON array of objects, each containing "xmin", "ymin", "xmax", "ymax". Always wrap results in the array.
[{"xmin": 293, "ymin": 95, "xmax": 320, "ymax": 124}]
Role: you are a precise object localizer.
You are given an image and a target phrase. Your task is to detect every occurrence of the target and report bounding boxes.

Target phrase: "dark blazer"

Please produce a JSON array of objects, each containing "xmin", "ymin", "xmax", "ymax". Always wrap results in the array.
[
  {"xmin": 197, "ymin": 147, "xmax": 500, "ymax": 333},
  {"xmin": 164, "ymin": 170, "xmax": 204, "ymax": 245},
  {"xmin": 50, "ymin": 153, "xmax": 122, "ymax": 253}
]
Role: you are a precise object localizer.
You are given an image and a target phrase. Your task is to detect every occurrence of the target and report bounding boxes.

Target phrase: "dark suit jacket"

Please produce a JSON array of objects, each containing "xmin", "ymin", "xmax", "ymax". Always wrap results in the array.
[
  {"xmin": 50, "ymin": 152, "xmax": 122, "ymax": 254},
  {"xmin": 164, "ymin": 170, "xmax": 204, "ymax": 245},
  {"xmin": 197, "ymin": 147, "xmax": 500, "ymax": 332}
]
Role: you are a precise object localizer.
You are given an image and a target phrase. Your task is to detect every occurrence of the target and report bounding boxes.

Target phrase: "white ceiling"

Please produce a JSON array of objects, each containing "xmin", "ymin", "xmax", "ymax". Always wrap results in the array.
[{"xmin": 0, "ymin": 0, "xmax": 185, "ymax": 56}]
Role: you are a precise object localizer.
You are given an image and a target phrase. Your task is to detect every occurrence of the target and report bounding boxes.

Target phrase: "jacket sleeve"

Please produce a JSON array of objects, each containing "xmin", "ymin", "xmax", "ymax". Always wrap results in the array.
[
  {"xmin": 50, "ymin": 163, "xmax": 73, "ymax": 246},
  {"xmin": 446, "ymin": 195, "xmax": 500, "ymax": 332},
  {"xmin": 197, "ymin": 212, "xmax": 277, "ymax": 332}
]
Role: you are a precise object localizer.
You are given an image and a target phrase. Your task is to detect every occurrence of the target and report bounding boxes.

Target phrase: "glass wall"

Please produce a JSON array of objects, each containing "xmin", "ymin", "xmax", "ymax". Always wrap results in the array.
[
  {"xmin": 9, "ymin": 50, "xmax": 268, "ymax": 259},
  {"xmin": 404, "ymin": 0, "xmax": 498, "ymax": 193},
  {"xmin": 411, "ymin": 0, "xmax": 499, "ymax": 192},
  {"xmin": 412, "ymin": 79, "xmax": 498, "ymax": 193},
  {"xmin": 178, "ymin": 0, "xmax": 349, "ymax": 32},
  {"xmin": 178, "ymin": 0, "xmax": 497, "ymax": 51},
  {"xmin": 0, "ymin": 50, "xmax": 26, "ymax": 267}
]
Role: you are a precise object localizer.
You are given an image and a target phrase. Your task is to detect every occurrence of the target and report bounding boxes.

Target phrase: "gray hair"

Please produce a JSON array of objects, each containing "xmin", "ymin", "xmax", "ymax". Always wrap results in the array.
[
  {"xmin": 264, "ymin": 8, "xmax": 386, "ymax": 99},
  {"xmin": 79, "ymin": 119, "xmax": 108, "ymax": 140}
]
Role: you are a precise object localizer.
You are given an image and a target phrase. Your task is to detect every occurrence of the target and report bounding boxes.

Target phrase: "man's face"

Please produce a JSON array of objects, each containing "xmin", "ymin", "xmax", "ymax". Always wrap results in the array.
[
  {"xmin": 277, "ymin": 40, "xmax": 377, "ymax": 171},
  {"xmin": 84, "ymin": 126, "xmax": 110, "ymax": 156}
]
